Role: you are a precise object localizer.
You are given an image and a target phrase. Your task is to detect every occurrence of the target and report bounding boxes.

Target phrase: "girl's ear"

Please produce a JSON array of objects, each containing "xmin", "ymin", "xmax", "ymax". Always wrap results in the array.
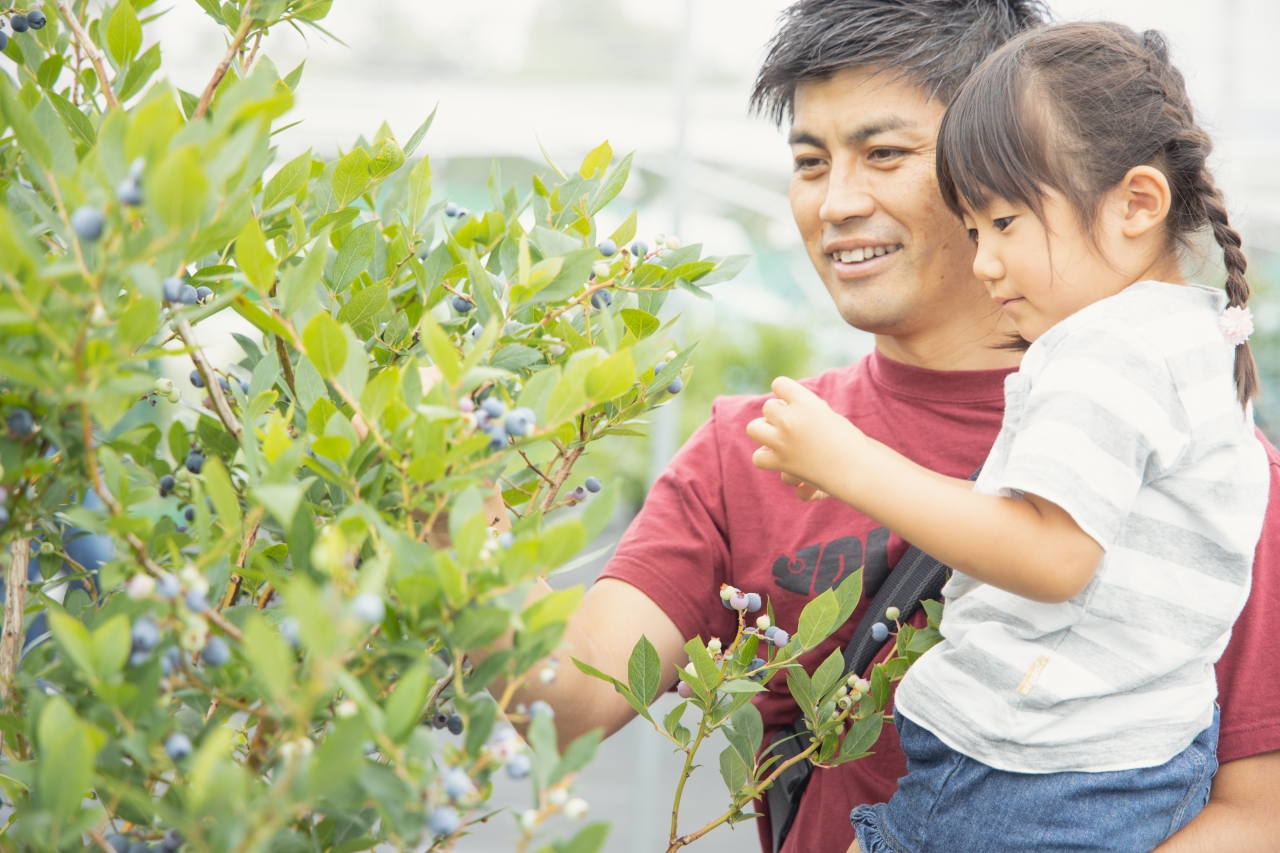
[{"xmin": 1116, "ymin": 165, "xmax": 1173, "ymax": 238}]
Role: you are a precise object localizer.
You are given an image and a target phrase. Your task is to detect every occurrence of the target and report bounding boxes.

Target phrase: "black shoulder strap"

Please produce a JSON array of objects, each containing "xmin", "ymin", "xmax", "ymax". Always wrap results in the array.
[{"xmin": 765, "ymin": 468, "xmax": 979, "ymax": 853}]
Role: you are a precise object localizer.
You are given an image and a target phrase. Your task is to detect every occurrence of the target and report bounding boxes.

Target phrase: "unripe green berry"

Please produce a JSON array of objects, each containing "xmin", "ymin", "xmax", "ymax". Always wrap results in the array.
[{"xmin": 885, "ymin": 606, "xmax": 901, "ymax": 621}]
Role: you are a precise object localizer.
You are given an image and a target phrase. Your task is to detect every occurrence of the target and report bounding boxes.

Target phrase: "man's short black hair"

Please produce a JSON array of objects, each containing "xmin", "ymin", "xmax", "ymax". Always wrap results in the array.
[{"xmin": 751, "ymin": 0, "xmax": 1050, "ymax": 126}]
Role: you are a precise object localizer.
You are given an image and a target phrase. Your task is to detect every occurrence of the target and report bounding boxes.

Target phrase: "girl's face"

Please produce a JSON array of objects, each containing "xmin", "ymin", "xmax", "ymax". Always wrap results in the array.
[{"xmin": 962, "ymin": 188, "xmax": 1154, "ymax": 341}]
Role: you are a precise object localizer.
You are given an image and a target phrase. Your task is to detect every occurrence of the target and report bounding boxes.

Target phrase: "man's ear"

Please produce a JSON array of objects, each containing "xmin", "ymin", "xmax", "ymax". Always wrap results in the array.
[{"xmin": 1116, "ymin": 165, "xmax": 1172, "ymax": 238}]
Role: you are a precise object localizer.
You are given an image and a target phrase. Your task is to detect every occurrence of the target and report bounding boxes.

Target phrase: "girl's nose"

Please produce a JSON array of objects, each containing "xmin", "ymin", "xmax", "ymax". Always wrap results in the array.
[{"xmin": 972, "ymin": 241, "xmax": 1004, "ymax": 284}]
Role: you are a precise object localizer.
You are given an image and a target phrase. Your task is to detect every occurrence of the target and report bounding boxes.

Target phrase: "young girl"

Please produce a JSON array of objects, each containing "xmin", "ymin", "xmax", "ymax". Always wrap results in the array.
[{"xmin": 748, "ymin": 22, "xmax": 1269, "ymax": 853}]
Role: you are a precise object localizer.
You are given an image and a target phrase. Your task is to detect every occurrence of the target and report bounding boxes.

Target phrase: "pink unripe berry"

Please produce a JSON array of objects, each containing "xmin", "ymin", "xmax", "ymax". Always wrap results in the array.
[
  {"xmin": 730, "ymin": 593, "xmax": 749, "ymax": 611},
  {"xmin": 677, "ymin": 681, "xmax": 693, "ymax": 699},
  {"xmin": 459, "ymin": 398, "xmax": 475, "ymax": 414}
]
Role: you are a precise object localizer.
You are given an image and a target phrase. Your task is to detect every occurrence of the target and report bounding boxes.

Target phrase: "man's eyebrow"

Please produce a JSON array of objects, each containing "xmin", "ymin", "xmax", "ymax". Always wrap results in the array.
[
  {"xmin": 845, "ymin": 116, "xmax": 912, "ymax": 145},
  {"xmin": 787, "ymin": 130, "xmax": 824, "ymax": 147}
]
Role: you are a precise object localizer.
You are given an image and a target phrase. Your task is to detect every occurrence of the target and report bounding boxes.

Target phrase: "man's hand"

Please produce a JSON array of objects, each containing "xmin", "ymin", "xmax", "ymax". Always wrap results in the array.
[
  {"xmin": 747, "ymin": 377, "xmax": 869, "ymax": 497},
  {"xmin": 1153, "ymin": 749, "xmax": 1280, "ymax": 852}
]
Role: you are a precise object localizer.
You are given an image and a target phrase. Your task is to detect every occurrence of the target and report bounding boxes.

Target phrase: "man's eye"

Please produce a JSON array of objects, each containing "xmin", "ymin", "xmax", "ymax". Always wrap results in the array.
[
  {"xmin": 868, "ymin": 148, "xmax": 905, "ymax": 161},
  {"xmin": 967, "ymin": 229, "xmax": 979, "ymax": 244},
  {"xmin": 993, "ymin": 217, "xmax": 1014, "ymax": 231},
  {"xmin": 794, "ymin": 157, "xmax": 824, "ymax": 171}
]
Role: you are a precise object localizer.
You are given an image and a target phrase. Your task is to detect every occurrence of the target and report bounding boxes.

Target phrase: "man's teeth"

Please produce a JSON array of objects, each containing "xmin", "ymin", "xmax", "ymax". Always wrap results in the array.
[{"xmin": 833, "ymin": 245, "xmax": 903, "ymax": 263}]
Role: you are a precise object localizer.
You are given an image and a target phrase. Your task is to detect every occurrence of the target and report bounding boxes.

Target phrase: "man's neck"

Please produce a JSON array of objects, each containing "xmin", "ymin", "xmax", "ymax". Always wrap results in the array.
[{"xmin": 874, "ymin": 319, "xmax": 1025, "ymax": 372}]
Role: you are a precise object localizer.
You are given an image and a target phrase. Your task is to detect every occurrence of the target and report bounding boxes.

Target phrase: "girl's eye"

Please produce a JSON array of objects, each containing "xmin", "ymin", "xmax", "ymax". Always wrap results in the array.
[
  {"xmin": 967, "ymin": 229, "xmax": 979, "ymax": 244},
  {"xmin": 993, "ymin": 216, "xmax": 1014, "ymax": 231}
]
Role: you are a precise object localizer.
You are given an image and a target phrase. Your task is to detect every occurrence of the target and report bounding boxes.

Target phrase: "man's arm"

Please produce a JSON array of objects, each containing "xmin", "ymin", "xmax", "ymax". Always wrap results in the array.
[
  {"xmin": 497, "ymin": 577, "xmax": 688, "ymax": 745},
  {"xmin": 1153, "ymin": 751, "xmax": 1280, "ymax": 852}
]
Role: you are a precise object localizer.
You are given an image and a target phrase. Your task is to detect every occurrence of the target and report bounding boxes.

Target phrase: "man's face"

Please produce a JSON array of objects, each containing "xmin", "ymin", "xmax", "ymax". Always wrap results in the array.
[{"xmin": 788, "ymin": 68, "xmax": 1009, "ymax": 360}]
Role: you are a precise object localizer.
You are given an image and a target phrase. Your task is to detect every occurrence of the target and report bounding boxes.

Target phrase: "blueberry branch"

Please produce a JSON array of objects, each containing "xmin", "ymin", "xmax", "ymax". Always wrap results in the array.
[
  {"xmin": 193, "ymin": 14, "xmax": 255, "ymax": 121},
  {"xmin": 55, "ymin": 1, "xmax": 120, "ymax": 110}
]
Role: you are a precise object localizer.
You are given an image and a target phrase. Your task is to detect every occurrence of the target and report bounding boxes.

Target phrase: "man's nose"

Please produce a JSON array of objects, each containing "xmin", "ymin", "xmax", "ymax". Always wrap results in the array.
[{"xmin": 819, "ymin": 158, "xmax": 876, "ymax": 224}]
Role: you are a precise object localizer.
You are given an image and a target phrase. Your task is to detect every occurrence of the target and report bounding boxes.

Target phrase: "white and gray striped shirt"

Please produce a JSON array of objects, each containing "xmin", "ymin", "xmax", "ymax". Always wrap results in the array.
[{"xmin": 894, "ymin": 281, "xmax": 1270, "ymax": 773}]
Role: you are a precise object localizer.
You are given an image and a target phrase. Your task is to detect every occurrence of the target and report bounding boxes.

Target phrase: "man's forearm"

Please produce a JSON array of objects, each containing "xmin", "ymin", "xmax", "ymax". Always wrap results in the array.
[{"xmin": 1153, "ymin": 751, "xmax": 1280, "ymax": 853}]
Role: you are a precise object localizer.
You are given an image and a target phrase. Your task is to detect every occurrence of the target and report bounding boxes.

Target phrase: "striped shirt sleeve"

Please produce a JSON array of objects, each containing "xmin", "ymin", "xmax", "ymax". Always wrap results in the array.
[{"xmin": 994, "ymin": 322, "xmax": 1192, "ymax": 550}]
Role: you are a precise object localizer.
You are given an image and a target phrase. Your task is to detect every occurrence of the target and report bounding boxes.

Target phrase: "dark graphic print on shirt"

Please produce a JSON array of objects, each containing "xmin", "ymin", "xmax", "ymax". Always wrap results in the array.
[{"xmin": 771, "ymin": 528, "xmax": 890, "ymax": 599}]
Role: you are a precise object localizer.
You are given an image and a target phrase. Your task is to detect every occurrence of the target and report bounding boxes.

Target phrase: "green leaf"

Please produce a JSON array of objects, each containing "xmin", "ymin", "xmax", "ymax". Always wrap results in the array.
[
  {"xmin": 360, "ymin": 364, "xmax": 400, "ymax": 423},
  {"xmin": 405, "ymin": 155, "xmax": 432, "ymax": 228},
  {"xmin": 451, "ymin": 606, "xmax": 510, "ymax": 650},
  {"xmin": 684, "ymin": 637, "xmax": 720, "ymax": 692},
  {"xmin": 202, "ymin": 456, "xmax": 242, "ymax": 532},
  {"xmin": 302, "ymin": 312, "xmax": 346, "ymax": 380},
  {"xmin": 332, "ymin": 146, "xmax": 372, "ymax": 207},
  {"xmin": 579, "ymin": 140, "xmax": 612, "ymax": 178},
  {"xmin": 331, "ymin": 221, "xmax": 378, "ymax": 293},
  {"xmin": 250, "ymin": 482, "xmax": 306, "ymax": 530},
  {"xmin": 607, "ymin": 210, "xmax": 638, "ymax": 249},
  {"xmin": 117, "ymin": 297, "xmax": 159, "ymax": 348},
  {"xmin": 0, "ymin": 79, "xmax": 51, "ymax": 170},
  {"xmin": 403, "ymin": 105, "xmax": 437, "ymax": 158},
  {"xmin": 720, "ymin": 679, "xmax": 767, "ymax": 694},
  {"xmin": 551, "ymin": 728, "xmax": 601, "ymax": 785},
  {"xmin": 923, "ymin": 599, "xmax": 944, "ymax": 630},
  {"xmin": 263, "ymin": 147, "xmax": 312, "ymax": 210},
  {"xmin": 797, "ymin": 588, "xmax": 840, "ymax": 650},
  {"xmin": 811, "ymin": 647, "xmax": 845, "ymax": 700},
  {"xmin": 151, "ymin": 146, "xmax": 209, "ymax": 232},
  {"xmin": 236, "ymin": 218, "xmax": 277, "ymax": 293},
  {"xmin": 383, "ymin": 664, "xmax": 431, "ymax": 744},
  {"xmin": 337, "ymin": 324, "xmax": 367, "ymax": 401},
  {"xmin": 280, "ymin": 231, "xmax": 328, "ymax": 318},
  {"xmin": 663, "ymin": 701, "xmax": 687, "ymax": 737},
  {"xmin": 337, "ymin": 280, "xmax": 388, "ymax": 332},
  {"xmin": 836, "ymin": 710, "xmax": 884, "ymax": 764},
  {"xmin": 107, "ymin": 0, "xmax": 142, "ymax": 64},
  {"xmin": 627, "ymin": 636, "xmax": 662, "ymax": 706},
  {"xmin": 787, "ymin": 669, "xmax": 816, "ymax": 715},
  {"xmin": 620, "ymin": 308, "xmax": 659, "ymax": 340},
  {"xmin": 48, "ymin": 611, "xmax": 96, "ymax": 682},
  {"xmin": 870, "ymin": 664, "xmax": 890, "ymax": 711},
  {"xmin": 419, "ymin": 312, "xmax": 461, "ymax": 386},
  {"xmin": 589, "ymin": 151, "xmax": 633, "ymax": 215},
  {"xmin": 91, "ymin": 615, "xmax": 131, "ymax": 682},
  {"xmin": 585, "ymin": 349, "xmax": 636, "ymax": 402},
  {"xmin": 522, "ymin": 587, "xmax": 583, "ymax": 635},
  {"xmin": 834, "ymin": 568, "xmax": 863, "ymax": 628},
  {"xmin": 558, "ymin": 822, "xmax": 610, "ymax": 853},
  {"xmin": 719, "ymin": 743, "xmax": 749, "ymax": 796},
  {"xmin": 243, "ymin": 614, "xmax": 292, "ymax": 704},
  {"xmin": 731, "ymin": 701, "xmax": 764, "ymax": 754},
  {"xmin": 47, "ymin": 92, "xmax": 96, "ymax": 147},
  {"xmin": 36, "ymin": 697, "xmax": 96, "ymax": 825}
]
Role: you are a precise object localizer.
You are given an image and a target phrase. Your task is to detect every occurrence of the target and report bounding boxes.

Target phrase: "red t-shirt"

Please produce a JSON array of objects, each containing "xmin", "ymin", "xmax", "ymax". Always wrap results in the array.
[{"xmin": 599, "ymin": 351, "xmax": 1280, "ymax": 853}]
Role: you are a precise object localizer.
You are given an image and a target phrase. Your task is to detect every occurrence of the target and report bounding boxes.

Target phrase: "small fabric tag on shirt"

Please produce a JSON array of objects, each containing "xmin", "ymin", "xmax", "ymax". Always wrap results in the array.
[{"xmin": 1017, "ymin": 656, "xmax": 1050, "ymax": 697}]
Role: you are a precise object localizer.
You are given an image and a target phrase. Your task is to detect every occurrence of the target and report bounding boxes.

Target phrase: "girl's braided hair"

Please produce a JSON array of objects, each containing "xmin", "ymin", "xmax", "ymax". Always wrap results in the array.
[{"xmin": 936, "ymin": 22, "xmax": 1258, "ymax": 405}]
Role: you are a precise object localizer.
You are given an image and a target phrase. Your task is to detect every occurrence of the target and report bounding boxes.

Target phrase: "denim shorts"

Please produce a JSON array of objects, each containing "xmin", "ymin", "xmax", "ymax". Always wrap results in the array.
[{"xmin": 850, "ymin": 708, "xmax": 1218, "ymax": 853}]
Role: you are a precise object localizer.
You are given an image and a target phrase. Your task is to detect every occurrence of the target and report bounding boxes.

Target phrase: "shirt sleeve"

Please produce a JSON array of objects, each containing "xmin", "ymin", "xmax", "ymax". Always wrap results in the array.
[
  {"xmin": 993, "ymin": 323, "xmax": 1190, "ymax": 550},
  {"xmin": 596, "ymin": 404, "xmax": 734, "ymax": 643},
  {"xmin": 1215, "ymin": 433, "xmax": 1280, "ymax": 763}
]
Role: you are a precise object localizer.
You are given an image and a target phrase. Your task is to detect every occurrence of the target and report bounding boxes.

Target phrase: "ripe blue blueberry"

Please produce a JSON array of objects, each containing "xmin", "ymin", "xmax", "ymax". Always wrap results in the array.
[
  {"xmin": 9, "ymin": 14, "xmax": 27, "ymax": 32},
  {"xmin": 351, "ymin": 592, "xmax": 385, "ymax": 623},
  {"xmin": 431, "ymin": 712, "xmax": 449, "ymax": 729},
  {"xmin": 428, "ymin": 806, "xmax": 461, "ymax": 838},
  {"xmin": 25, "ymin": 9, "xmax": 45, "ymax": 29},
  {"xmin": 7, "ymin": 408, "xmax": 34, "ymax": 437},
  {"xmin": 117, "ymin": 178, "xmax": 143, "ymax": 206},
  {"xmin": 871, "ymin": 622, "xmax": 890, "ymax": 643},
  {"xmin": 746, "ymin": 593, "xmax": 762, "ymax": 612},
  {"xmin": 184, "ymin": 505, "xmax": 196, "ymax": 522},
  {"xmin": 590, "ymin": 289, "xmax": 612, "ymax": 309},
  {"xmin": 165, "ymin": 733, "xmax": 193, "ymax": 761},
  {"xmin": 442, "ymin": 766, "xmax": 474, "ymax": 800},
  {"xmin": 498, "ymin": 531, "xmax": 515, "ymax": 549},
  {"xmin": 467, "ymin": 324, "xmax": 483, "ymax": 341},
  {"xmin": 128, "ymin": 649, "xmax": 151, "ymax": 668},
  {"xmin": 216, "ymin": 375, "xmax": 230, "ymax": 392},
  {"xmin": 159, "ymin": 474, "xmax": 176, "ymax": 497},
  {"xmin": 184, "ymin": 589, "xmax": 208, "ymax": 613},
  {"xmin": 0, "ymin": 31, "xmax": 9, "ymax": 50},
  {"xmin": 666, "ymin": 377, "xmax": 684, "ymax": 395},
  {"xmin": 160, "ymin": 646, "xmax": 181, "ymax": 676},
  {"xmin": 184, "ymin": 451, "xmax": 204, "ymax": 474},
  {"xmin": 763, "ymin": 626, "xmax": 779, "ymax": 640},
  {"xmin": 584, "ymin": 476, "xmax": 602, "ymax": 493},
  {"xmin": 747, "ymin": 658, "xmax": 767, "ymax": 681},
  {"xmin": 160, "ymin": 830, "xmax": 183, "ymax": 851},
  {"xmin": 0, "ymin": 507, "xmax": 9, "ymax": 529},
  {"xmin": 480, "ymin": 397, "xmax": 506, "ymax": 419},
  {"xmin": 105, "ymin": 835, "xmax": 130, "ymax": 853},
  {"xmin": 446, "ymin": 713, "xmax": 464, "ymax": 735},
  {"xmin": 457, "ymin": 207, "xmax": 470, "ymax": 218},
  {"xmin": 131, "ymin": 617, "xmax": 160, "ymax": 652},
  {"xmin": 195, "ymin": 286, "xmax": 213, "ymax": 304},
  {"xmin": 504, "ymin": 407, "xmax": 536, "ymax": 438},
  {"xmin": 189, "ymin": 369, "xmax": 204, "ymax": 388},
  {"xmin": 70, "ymin": 206, "xmax": 104, "ymax": 241},
  {"xmin": 530, "ymin": 700, "xmax": 554, "ymax": 719},
  {"xmin": 179, "ymin": 284, "xmax": 199, "ymax": 305},
  {"xmin": 452, "ymin": 295, "xmax": 473, "ymax": 313},
  {"xmin": 127, "ymin": 842, "xmax": 149, "ymax": 853},
  {"xmin": 570, "ymin": 486, "xmax": 588, "ymax": 502},
  {"xmin": 239, "ymin": 379, "xmax": 250, "ymax": 395},
  {"xmin": 771, "ymin": 630, "xmax": 790, "ymax": 647},
  {"xmin": 163, "ymin": 277, "xmax": 185, "ymax": 303},
  {"xmin": 630, "ymin": 240, "xmax": 648, "ymax": 257},
  {"xmin": 720, "ymin": 595, "xmax": 733, "ymax": 610},
  {"xmin": 599, "ymin": 239, "xmax": 617, "ymax": 257},
  {"xmin": 444, "ymin": 202, "xmax": 459, "ymax": 217},
  {"xmin": 506, "ymin": 753, "xmax": 531, "ymax": 779},
  {"xmin": 485, "ymin": 423, "xmax": 507, "ymax": 451},
  {"xmin": 156, "ymin": 573, "xmax": 181, "ymax": 600},
  {"xmin": 202, "ymin": 636, "xmax": 230, "ymax": 667},
  {"xmin": 653, "ymin": 362, "xmax": 668, "ymax": 375}
]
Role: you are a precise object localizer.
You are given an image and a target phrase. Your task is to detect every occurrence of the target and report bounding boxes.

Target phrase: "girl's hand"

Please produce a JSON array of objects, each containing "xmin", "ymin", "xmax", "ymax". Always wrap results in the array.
[
  {"xmin": 781, "ymin": 471, "xmax": 829, "ymax": 501},
  {"xmin": 747, "ymin": 377, "xmax": 868, "ymax": 497}
]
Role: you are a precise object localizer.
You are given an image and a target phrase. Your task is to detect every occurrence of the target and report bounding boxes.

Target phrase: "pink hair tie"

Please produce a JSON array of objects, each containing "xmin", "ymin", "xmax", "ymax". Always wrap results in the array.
[{"xmin": 1218, "ymin": 305, "xmax": 1254, "ymax": 347}]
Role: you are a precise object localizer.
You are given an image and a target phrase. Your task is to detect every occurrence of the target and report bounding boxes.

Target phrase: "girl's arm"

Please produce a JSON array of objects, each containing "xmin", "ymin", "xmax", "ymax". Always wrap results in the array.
[{"xmin": 747, "ymin": 378, "xmax": 1102, "ymax": 604}]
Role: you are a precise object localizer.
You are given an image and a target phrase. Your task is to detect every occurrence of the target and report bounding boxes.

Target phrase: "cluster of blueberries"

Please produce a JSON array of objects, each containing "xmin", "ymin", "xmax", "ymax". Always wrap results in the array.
[
  {"xmin": 0, "ymin": 8, "xmax": 47, "ymax": 51},
  {"xmin": 104, "ymin": 829, "xmax": 183, "ymax": 853},
  {"xmin": 163, "ymin": 277, "xmax": 215, "ymax": 307},
  {"xmin": 461, "ymin": 395, "xmax": 537, "ymax": 452},
  {"xmin": 189, "ymin": 368, "xmax": 249, "ymax": 396},
  {"xmin": 429, "ymin": 710, "xmax": 465, "ymax": 736}
]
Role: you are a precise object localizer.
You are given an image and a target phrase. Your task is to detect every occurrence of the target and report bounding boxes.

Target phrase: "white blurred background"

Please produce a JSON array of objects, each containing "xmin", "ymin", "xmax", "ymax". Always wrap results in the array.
[{"xmin": 148, "ymin": 2, "xmax": 1280, "ymax": 850}]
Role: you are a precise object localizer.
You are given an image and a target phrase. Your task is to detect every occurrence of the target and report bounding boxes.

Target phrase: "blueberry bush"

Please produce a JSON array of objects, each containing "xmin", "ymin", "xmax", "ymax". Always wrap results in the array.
[
  {"xmin": 577, "ymin": 577, "xmax": 941, "ymax": 852},
  {"xmin": 0, "ymin": 1, "xmax": 752, "ymax": 850}
]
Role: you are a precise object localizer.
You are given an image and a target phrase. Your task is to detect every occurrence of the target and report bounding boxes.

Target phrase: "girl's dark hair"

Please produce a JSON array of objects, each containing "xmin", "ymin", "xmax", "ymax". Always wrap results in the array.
[{"xmin": 936, "ymin": 22, "xmax": 1258, "ymax": 405}]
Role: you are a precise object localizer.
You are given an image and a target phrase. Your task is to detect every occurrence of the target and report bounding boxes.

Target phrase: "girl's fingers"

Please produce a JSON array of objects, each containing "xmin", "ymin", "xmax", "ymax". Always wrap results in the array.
[
  {"xmin": 780, "ymin": 472, "xmax": 804, "ymax": 487},
  {"xmin": 745, "ymin": 417, "xmax": 780, "ymax": 447},
  {"xmin": 796, "ymin": 484, "xmax": 829, "ymax": 502},
  {"xmin": 752, "ymin": 446, "xmax": 783, "ymax": 471},
  {"xmin": 771, "ymin": 376, "xmax": 814, "ymax": 404},
  {"xmin": 761, "ymin": 397, "xmax": 787, "ymax": 421}
]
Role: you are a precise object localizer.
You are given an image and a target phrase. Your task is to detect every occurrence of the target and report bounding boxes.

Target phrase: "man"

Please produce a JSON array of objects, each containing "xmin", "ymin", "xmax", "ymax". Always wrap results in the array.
[{"xmin": 509, "ymin": 2, "xmax": 1280, "ymax": 851}]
